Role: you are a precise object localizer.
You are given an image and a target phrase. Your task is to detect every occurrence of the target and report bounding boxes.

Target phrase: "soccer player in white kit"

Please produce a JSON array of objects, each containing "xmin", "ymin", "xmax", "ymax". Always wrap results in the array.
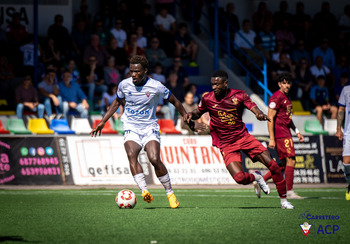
[
  {"xmin": 336, "ymin": 84, "xmax": 350, "ymax": 200},
  {"xmin": 91, "ymin": 55, "xmax": 192, "ymax": 208}
]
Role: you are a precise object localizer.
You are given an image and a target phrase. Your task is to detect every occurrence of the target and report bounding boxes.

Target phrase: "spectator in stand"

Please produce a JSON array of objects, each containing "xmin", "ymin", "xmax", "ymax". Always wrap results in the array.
[
  {"xmin": 186, "ymin": 83, "xmax": 200, "ymax": 104},
  {"xmin": 174, "ymin": 23, "xmax": 199, "ymax": 67},
  {"xmin": 116, "ymin": 1, "xmax": 134, "ymax": 32},
  {"xmin": 220, "ymin": 2, "xmax": 240, "ymax": 39},
  {"xmin": 82, "ymin": 55, "xmax": 107, "ymax": 102},
  {"xmin": 0, "ymin": 22, "xmax": 8, "ymax": 56},
  {"xmin": 106, "ymin": 37, "xmax": 129, "ymax": 79},
  {"xmin": 6, "ymin": 12, "xmax": 28, "ymax": 48},
  {"xmin": 42, "ymin": 38, "xmax": 61, "ymax": 68},
  {"xmin": 110, "ymin": 19, "xmax": 127, "ymax": 48},
  {"xmin": 313, "ymin": 2, "xmax": 338, "ymax": 43},
  {"xmin": 181, "ymin": 92, "xmax": 199, "ymax": 135},
  {"xmin": 259, "ymin": 21, "xmax": 275, "ymax": 53},
  {"xmin": 65, "ymin": 59, "xmax": 80, "ymax": 83},
  {"xmin": 100, "ymin": 83, "xmax": 123, "ymax": 119},
  {"xmin": 38, "ymin": 69, "xmax": 61, "ymax": 118},
  {"xmin": 146, "ymin": 36, "xmax": 167, "ymax": 70},
  {"xmin": 295, "ymin": 58, "xmax": 313, "ymax": 109},
  {"xmin": 291, "ymin": 40, "xmax": 311, "ymax": 66},
  {"xmin": 310, "ymin": 75, "xmax": 337, "ymax": 124},
  {"xmin": 270, "ymin": 52, "xmax": 295, "ymax": 90},
  {"xmin": 135, "ymin": 4, "xmax": 156, "ymax": 40},
  {"xmin": 151, "ymin": 62, "xmax": 166, "ymax": 84},
  {"xmin": 165, "ymin": 56, "xmax": 189, "ymax": 87},
  {"xmin": 234, "ymin": 19, "xmax": 256, "ymax": 52},
  {"xmin": 156, "ymin": 0, "xmax": 175, "ymax": 16},
  {"xmin": 295, "ymin": 19, "xmax": 314, "ymax": 52},
  {"xmin": 252, "ymin": 1, "xmax": 273, "ymax": 33},
  {"xmin": 273, "ymin": 1, "xmax": 292, "ymax": 31},
  {"xmin": 104, "ymin": 56, "xmax": 120, "ymax": 85},
  {"xmin": 166, "ymin": 71, "xmax": 185, "ymax": 121},
  {"xmin": 136, "ymin": 26, "xmax": 147, "ymax": 50},
  {"xmin": 74, "ymin": 3, "xmax": 92, "ymax": 30},
  {"xmin": 47, "ymin": 14, "xmax": 70, "ymax": 57},
  {"xmin": 59, "ymin": 70, "xmax": 89, "ymax": 118},
  {"xmin": 312, "ymin": 37, "xmax": 336, "ymax": 69},
  {"xmin": 94, "ymin": 4, "xmax": 115, "ymax": 30},
  {"xmin": 271, "ymin": 40, "xmax": 290, "ymax": 63},
  {"xmin": 310, "ymin": 56, "xmax": 331, "ymax": 81},
  {"xmin": 156, "ymin": 7, "xmax": 176, "ymax": 56},
  {"xmin": 15, "ymin": 75, "xmax": 44, "ymax": 119},
  {"xmin": 333, "ymin": 55, "xmax": 350, "ymax": 86},
  {"xmin": 125, "ymin": 33, "xmax": 145, "ymax": 60},
  {"xmin": 92, "ymin": 20, "xmax": 111, "ymax": 47},
  {"xmin": 83, "ymin": 34, "xmax": 109, "ymax": 67},
  {"xmin": 71, "ymin": 19, "xmax": 91, "ymax": 64},
  {"xmin": 20, "ymin": 34, "xmax": 40, "ymax": 80},
  {"xmin": 0, "ymin": 56, "xmax": 15, "ymax": 103},
  {"xmin": 292, "ymin": 2, "xmax": 312, "ymax": 35},
  {"xmin": 275, "ymin": 18, "xmax": 295, "ymax": 51},
  {"xmin": 339, "ymin": 5, "xmax": 350, "ymax": 39},
  {"xmin": 335, "ymin": 73, "xmax": 350, "ymax": 101}
]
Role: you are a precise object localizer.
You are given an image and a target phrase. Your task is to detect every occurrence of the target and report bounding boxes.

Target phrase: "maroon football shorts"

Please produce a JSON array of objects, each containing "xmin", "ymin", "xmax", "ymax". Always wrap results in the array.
[
  {"xmin": 220, "ymin": 133, "xmax": 267, "ymax": 166},
  {"xmin": 275, "ymin": 137, "xmax": 295, "ymax": 160}
]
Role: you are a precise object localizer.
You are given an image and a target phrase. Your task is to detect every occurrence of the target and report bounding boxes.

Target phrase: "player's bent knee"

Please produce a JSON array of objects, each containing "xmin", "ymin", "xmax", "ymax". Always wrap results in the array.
[{"xmin": 233, "ymin": 172, "xmax": 250, "ymax": 185}]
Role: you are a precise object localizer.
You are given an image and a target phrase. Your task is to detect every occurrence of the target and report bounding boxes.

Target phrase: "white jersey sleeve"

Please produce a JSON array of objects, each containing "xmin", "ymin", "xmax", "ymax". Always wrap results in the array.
[
  {"xmin": 117, "ymin": 81, "xmax": 125, "ymax": 99},
  {"xmin": 338, "ymin": 85, "xmax": 350, "ymax": 138}
]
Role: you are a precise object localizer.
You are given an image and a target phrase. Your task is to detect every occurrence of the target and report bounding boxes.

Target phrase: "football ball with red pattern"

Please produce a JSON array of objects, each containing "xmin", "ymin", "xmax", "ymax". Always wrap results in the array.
[{"xmin": 116, "ymin": 189, "xmax": 137, "ymax": 209}]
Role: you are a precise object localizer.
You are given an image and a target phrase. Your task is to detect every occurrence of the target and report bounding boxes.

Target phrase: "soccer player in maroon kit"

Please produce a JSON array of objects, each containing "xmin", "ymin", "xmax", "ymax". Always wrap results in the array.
[
  {"xmin": 258, "ymin": 73, "xmax": 304, "ymax": 199},
  {"xmin": 185, "ymin": 70, "xmax": 294, "ymax": 209}
]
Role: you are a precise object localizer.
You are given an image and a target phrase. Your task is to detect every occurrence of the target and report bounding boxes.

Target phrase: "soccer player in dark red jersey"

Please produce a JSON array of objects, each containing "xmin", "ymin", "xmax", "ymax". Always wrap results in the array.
[
  {"xmin": 259, "ymin": 73, "xmax": 304, "ymax": 199},
  {"xmin": 185, "ymin": 70, "xmax": 294, "ymax": 209}
]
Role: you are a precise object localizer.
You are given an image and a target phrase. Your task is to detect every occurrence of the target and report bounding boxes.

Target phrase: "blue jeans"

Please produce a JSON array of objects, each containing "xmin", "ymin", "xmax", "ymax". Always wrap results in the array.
[
  {"xmin": 43, "ymin": 96, "xmax": 62, "ymax": 116},
  {"xmin": 82, "ymin": 83, "xmax": 108, "ymax": 101},
  {"xmin": 16, "ymin": 103, "xmax": 45, "ymax": 119},
  {"xmin": 62, "ymin": 101, "xmax": 88, "ymax": 118}
]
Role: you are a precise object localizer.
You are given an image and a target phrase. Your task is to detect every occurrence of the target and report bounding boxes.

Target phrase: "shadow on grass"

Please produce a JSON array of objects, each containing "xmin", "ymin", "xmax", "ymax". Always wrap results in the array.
[
  {"xmin": 237, "ymin": 206, "xmax": 280, "ymax": 209},
  {"xmin": 0, "ymin": 236, "xmax": 39, "ymax": 243},
  {"xmin": 142, "ymin": 206, "xmax": 280, "ymax": 210}
]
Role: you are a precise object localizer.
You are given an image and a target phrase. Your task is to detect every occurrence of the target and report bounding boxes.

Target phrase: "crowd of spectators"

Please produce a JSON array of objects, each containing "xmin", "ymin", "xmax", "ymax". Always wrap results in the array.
[
  {"xmin": 0, "ymin": 0, "xmax": 199, "ymax": 123},
  {"xmin": 222, "ymin": 1, "xmax": 350, "ymax": 124}
]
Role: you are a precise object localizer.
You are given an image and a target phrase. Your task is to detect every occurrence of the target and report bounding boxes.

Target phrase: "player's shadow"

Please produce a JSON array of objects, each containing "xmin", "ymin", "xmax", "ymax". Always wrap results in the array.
[{"xmin": 0, "ymin": 236, "xmax": 39, "ymax": 243}]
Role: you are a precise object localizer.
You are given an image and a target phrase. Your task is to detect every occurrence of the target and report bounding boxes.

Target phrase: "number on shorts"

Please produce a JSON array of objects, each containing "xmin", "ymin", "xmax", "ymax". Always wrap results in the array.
[{"xmin": 284, "ymin": 138, "xmax": 293, "ymax": 148}]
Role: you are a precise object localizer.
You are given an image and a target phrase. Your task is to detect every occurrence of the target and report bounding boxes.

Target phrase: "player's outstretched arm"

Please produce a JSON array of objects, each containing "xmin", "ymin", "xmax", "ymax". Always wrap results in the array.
[
  {"xmin": 251, "ymin": 106, "xmax": 271, "ymax": 122},
  {"xmin": 90, "ymin": 98, "xmax": 122, "ymax": 137},
  {"xmin": 336, "ymin": 106, "xmax": 345, "ymax": 141}
]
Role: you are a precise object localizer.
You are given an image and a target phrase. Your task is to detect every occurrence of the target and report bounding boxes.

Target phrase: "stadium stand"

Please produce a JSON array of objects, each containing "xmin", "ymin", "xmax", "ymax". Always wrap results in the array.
[
  {"xmin": 0, "ymin": 120, "xmax": 10, "ymax": 134},
  {"xmin": 92, "ymin": 119, "xmax": 118, "ymax": 134},
  {"xmin": 324, "ymin": 118, "xmax": 337, "ymax": 135},
  {"xmin": 50, "ymin": 119, "xmax": 75, "ymax": 134},
  {"xmin": 6, "ymin": 119, "xmax": 31, "ymax": 134},
  {"xmin": 70, "ymin": 117, "xmax": 92, "ymax": 134},
  {"xmin": 28, "ymin": 118, "xmax": 54, "ymax": 134},
  {"xmin": 304, "ymin": 120, "xmax": 328, "ymax": 135},
  {"xmin": 114, "ymin": 119, "xmax": 124, "ymax": 134},
  {"xmin": 292, "ymin": 100, "xmax": 311, "ymax": 115},
  {"xmin": 158, "ymin": 119, "xmax": 181, "ymax": 134}
]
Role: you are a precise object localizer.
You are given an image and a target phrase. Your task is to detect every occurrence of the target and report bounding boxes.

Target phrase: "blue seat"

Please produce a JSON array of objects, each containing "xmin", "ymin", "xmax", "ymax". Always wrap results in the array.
[{"xmin": 50, "ymin": 119, "xmax": 75, "ymax": 134}]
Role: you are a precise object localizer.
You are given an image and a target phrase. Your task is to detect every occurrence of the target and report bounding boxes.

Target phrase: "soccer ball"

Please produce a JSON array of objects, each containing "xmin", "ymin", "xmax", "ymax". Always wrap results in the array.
[{"xmin": 115, "ymin": 189, "xmax": 137, "ymax": 209}]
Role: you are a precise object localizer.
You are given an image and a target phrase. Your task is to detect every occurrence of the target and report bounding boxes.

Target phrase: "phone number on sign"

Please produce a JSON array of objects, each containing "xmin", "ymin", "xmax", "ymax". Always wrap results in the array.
[
  {"xmin": 21, "ymin": 167, "xmax": 61, "ymax": 176},
  {"xmin": 19, "ymin": 157, "xmax": 59, "ymax": 166}
]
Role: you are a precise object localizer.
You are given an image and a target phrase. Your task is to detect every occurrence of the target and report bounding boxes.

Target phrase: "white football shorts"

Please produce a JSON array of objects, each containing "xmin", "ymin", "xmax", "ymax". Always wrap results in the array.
[
  {"xmin": 343, "ymin": 137, "xmax": 350, "ymax": 156},
  {"xmin": 123, "ymin": 125, "xmax": 160, "ymax": 148}
]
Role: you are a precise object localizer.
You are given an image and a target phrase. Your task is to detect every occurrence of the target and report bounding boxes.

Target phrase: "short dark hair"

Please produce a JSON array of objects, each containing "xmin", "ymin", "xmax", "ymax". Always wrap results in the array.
[
  {"xmin": 130, "ymin": 55, "xmax": 149, "ymax": 70},
  {"xmin": 212, "ymin": 70, "xmax": 228, "ymax": 80},
  {"xmin": 178, "ymin": 23, "xmax": 187, "ymax": 29},
  {"xmin": 277, "ymin": 72, "xmax": 293, "ymax": 83},
  {"xmin": 317, "ymin": 75, "xmax": 326, "ymax": 81}
]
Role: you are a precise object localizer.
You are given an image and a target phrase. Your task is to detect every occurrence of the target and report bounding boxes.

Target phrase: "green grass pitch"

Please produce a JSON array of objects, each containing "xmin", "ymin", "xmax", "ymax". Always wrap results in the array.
[{"xmin": 0, "ymin": 188, "xmax": 348, "ymax": 244}]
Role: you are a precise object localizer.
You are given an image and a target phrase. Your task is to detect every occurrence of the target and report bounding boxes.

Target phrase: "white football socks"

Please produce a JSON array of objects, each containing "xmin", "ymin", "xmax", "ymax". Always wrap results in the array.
[
  {"xmin": 133, "ymin": 173, "xmax": 147, "ymax": 192},
  {"xmin": 280, "ymin": 198, "xmax": 287, "ymax": 204},
  {"xmin": 158, "ymin": 173, "xmax": 173, "ymax": 195}
]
